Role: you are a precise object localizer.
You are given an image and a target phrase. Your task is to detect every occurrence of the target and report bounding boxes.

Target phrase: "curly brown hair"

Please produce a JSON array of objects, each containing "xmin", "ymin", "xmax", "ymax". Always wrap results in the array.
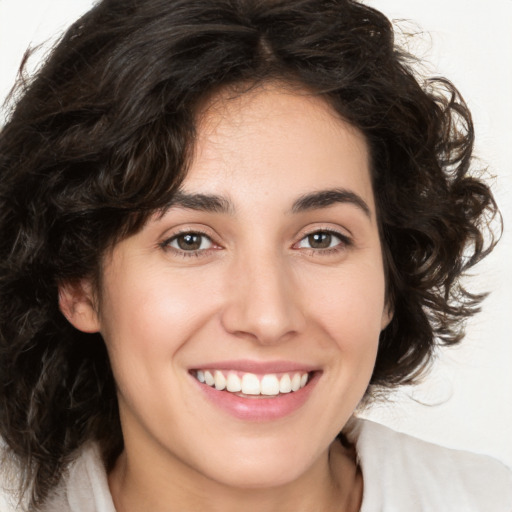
[{"xmin": 0, "ymin": 0, "xmax": 499, "ymax": 508}]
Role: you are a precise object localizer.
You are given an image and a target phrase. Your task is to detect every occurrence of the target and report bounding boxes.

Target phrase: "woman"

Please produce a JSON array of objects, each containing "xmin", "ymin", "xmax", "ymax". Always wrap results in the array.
[{"xmin": 0, "ymin": 0, "xmax": 510, "ymax": 510}]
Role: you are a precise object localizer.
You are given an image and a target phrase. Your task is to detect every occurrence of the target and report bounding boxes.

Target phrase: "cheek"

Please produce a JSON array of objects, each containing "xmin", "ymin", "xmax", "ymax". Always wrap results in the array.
[
  {"xmin": 99, "ymin": 265, "xmax": 222, "ymax": 364},
  {"xmin": 302, "ymin": 263, "xmax": 387, "ymax": 344},
  {"xmin": 97, "ymin": 267, "xmax": 221, "ymax": 422}
]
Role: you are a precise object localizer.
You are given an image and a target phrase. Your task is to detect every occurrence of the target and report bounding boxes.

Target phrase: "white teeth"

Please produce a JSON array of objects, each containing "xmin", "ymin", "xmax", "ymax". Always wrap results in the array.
[
  {"xmin": 195, "ymin": 369, "xmax": 310, "ymax": 396},
  {"xmin": 279, "ymin": 374, "xmax": 292, "ymax": 393},
  {"xmin": 260, "ymin": 374, "xmax": 280, "ymax": 396},
  {"xmin": 204, "ymin": 370, "xmax": 214, "ymax": 386},
  {"xmin": 226, "ymin": 373, "xmax": 242, "ymax": 392},
  {"xmin": 214, "ymin": 370, "xmax": 226, "ymax": 390},
  {"xmin": 291, "ymin": 373, "xmax": 301, "ymax": 392},
  {"xmin": 241, "ymin": 373, "xmax": 261, "ymax": 395}
]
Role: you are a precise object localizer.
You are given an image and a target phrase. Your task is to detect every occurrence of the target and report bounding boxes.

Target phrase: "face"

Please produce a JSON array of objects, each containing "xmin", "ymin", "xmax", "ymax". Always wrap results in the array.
[{"xmin": 64, "ymin": 85, "xmax": 390, "ymax": 491}]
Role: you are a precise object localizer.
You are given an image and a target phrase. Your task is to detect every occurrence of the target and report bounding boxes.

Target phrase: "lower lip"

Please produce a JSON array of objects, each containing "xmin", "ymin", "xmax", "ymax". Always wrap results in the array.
[{"xmin": 193, "ymin": 372, "xmax": 319, "ymax": 421}]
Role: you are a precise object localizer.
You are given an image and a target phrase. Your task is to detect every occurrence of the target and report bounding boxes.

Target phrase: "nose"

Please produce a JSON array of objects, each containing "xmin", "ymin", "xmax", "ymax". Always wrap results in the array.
[{"xmin": 220, "ymin": 250, "xmax": 306, "ymax": 345}]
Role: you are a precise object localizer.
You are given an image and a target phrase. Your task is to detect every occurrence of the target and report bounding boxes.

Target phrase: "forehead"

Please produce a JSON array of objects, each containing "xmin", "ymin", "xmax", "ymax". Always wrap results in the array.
[{"xmin": 184, "ymin": 84, "xmax": 374, "ymax": 214}]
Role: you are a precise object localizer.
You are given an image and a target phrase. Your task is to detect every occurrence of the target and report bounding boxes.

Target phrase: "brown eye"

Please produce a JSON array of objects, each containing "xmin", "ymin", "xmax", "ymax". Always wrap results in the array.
[
  {"xmin": 168, "ymin": 233, "xmax": 213, "ymax": 252},
  {"xmin": 307, "ymin": 232, "xmax": 333, "ymax": 249},
  {"xmin": 296, "ymin": 230, "xmax": 349, "ymax": 251}
]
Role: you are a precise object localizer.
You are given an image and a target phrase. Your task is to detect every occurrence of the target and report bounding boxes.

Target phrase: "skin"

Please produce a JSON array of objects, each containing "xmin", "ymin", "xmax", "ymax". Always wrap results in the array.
[{"xmin": 61, "ymin": 84, "xmax": 391, "ymax": 512}]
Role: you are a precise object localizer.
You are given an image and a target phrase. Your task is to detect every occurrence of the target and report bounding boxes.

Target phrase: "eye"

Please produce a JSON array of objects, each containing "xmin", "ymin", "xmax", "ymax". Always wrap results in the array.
[
  {"xmin": 166, "ymin": 232, "xmax": 214, "ymax": 252},
  {"xmin": 296, "ymin": 230, "xmax": 348, "ymax": 250}
]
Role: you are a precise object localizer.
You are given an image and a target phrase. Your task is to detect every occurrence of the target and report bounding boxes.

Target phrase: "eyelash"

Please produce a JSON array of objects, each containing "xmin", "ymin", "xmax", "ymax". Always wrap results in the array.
[
  {"xmin": 160, "ymin": 229, "xmax": 218, "ymax": 258},
  {"xmin": 294, "ymin": 229, "xmax": 352, "ymax": 255},
  {"xmin": 160, "ymin": 228, "xmax": 352, "ymax": 258}
]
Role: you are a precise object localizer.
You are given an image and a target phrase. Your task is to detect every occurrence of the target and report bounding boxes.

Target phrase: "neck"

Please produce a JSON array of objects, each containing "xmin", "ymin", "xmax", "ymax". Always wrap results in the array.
[{"xmin": 108, "ymin": 439, "xmax": 362, "ymax": 512}]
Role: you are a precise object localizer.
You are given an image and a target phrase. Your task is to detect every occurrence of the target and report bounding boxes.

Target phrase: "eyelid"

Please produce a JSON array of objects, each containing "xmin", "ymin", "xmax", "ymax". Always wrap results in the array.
[
  {"xmin": 158, "ymin": 224, "xmax": 352, "ymax": 257},
  {"xmin": 159, "ymin": 226, "xmax": 222, "ymax": 256},
  {"xmin": 169, "ymin": 233, "xmax": 213, "ymax": 251},
  {"xmin": 295, "ymin": 225, "xmax": 352, "ymax": 243},
  {"xmin": 293, "ymin": 226, "xmax": 353, "ymax": 253}
]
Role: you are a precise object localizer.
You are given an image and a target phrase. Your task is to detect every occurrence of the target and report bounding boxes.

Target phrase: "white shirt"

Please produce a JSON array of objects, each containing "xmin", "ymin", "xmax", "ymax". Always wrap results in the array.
[
  {"xmin": 345, "ymin": 419, "xmax": 512, "ymax": 511},
  {"xmin": 4, "ymin": 418, "xmax": 510, "ymax": 511}
]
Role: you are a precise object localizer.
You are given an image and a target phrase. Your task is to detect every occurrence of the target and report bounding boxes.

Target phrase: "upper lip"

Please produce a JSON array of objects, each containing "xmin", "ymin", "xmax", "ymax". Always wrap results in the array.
[{"xmin": 189, "ymin": 359, "xmax": 320, "ymax": 374}]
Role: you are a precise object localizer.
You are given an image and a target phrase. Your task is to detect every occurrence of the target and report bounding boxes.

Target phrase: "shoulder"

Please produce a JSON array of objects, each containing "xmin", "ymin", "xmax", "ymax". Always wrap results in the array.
[
  {"xmin": 40, "ymin": 443, "xmax": 116, "ymax": 512},
  {"xmin": 344, "ymin": 417, "xmax": 512, "ymax": 512},
  {"xmin": 0, "ymin": 442, "xmax": 22, "ymax": 512}
]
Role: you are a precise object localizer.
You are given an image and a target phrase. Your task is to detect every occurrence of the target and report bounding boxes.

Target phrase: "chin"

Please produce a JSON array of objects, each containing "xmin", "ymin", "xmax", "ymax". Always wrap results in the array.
[
  {"xmin": 188, "ymin": 435, "xmax": 324, "ymax": 490},
  {"xmin": 205, "ymin": 461, "xmax": 308, "ymax": 490}
]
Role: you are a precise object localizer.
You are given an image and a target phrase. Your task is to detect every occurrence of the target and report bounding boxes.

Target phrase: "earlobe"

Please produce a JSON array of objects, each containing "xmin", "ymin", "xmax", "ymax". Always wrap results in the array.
[
  {"xmin": 58, "ymin": 280, "xmax": 101, "ymax": 333},
  {"xmin": 381, "ymin": 302, "xmax": 394, "ymax": 331}
]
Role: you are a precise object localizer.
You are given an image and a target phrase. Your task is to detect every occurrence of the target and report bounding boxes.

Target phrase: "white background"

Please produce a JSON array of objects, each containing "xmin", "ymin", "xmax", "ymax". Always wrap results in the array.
[
  {"xmin": 361, "ymin": 0, "xmax": 512, "ymax": 470},
  {"xmin": 0, "ymin": 0, "xmax": 511, "ymax": 502}
]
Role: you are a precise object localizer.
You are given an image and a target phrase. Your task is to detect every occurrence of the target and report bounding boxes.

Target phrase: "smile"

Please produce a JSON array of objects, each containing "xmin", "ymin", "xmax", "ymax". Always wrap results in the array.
[{"xmin": 193, "ymin": 370, "xmax": 310, "ymax": 396}]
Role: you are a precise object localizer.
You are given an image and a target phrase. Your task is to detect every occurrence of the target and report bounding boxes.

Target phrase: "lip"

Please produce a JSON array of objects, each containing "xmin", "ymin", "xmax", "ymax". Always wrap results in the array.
[
  {"xmin": 190, "ymin": 359, "xmax": 320, "ymax": 374},
  {"xmin": 189, "ymin": 361, "xmax": 321, "ymax": 422}
]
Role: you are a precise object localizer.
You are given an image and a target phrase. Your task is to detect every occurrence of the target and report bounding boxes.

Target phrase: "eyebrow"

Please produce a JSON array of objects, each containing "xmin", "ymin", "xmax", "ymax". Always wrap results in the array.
[
  {"xmin": 166, "ymin": 191, "xmax": 234, "ymax": 214},
  {"xmin": 291, "ymin": 188, "xmax": 371, "ymax": 218},
  {"xmin": 166, "ymin": 187, "xmax": 371, "ymax": 218}
]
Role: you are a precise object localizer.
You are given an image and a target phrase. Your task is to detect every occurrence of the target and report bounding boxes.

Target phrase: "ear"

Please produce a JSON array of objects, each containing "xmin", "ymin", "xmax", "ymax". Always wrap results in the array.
[
  {"xmin": 58, "ymin": 280, "xmax": 101, "ymax": 333},
  {"xmin": 380, "ymin": 301, "xmax": 394, "ymax": 331}
]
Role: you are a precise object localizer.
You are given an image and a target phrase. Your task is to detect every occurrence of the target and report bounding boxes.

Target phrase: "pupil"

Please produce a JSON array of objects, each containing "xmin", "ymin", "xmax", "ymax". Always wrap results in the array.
[
  {"xmin": 178, "ymin": 234, "xmax": 201, "ymax": 250},
  {"xmin": 309, "ymin": 232, "xmax": 331, "ymax": 249}
]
